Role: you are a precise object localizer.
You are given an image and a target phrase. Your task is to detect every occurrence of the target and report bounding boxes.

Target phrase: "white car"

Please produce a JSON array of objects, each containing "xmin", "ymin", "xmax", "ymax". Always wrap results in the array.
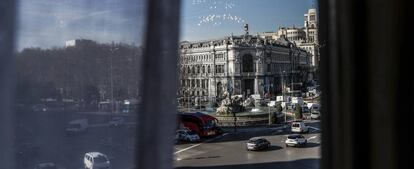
[
  {"xmin": 32, "ymin": 104, "xmax": 48, "ymax": 112},
  {"xmin": 34, "ymin": 162, "xmax": 57, "ymax": 169},
  {"xmin": 285, "ymin": 134, "xmax": 307, "ymax": 147},
  {"xmin": 108, "ymin": 117, "xmax": 125, "ymax": 127},
  {"xmin": 84, "ymin": 152, "xmax": 111, "ymax": 169},
  {"xmin": 311, "ymin": 111, "xmax": 321, "ymax": 119},
  {"xmin": 291, "ymin": 121, "xmax": 309, "ymax": 133},
  {"xmin": 176, "ymin": 130, "xmax": 200, "ymax": 142}
]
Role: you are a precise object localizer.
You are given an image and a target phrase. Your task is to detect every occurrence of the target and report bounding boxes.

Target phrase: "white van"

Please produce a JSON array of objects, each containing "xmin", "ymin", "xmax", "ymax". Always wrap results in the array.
[
  {"xmin": 311, "ymin": 111, "xmax": 321, "ymax": 119},
  {"xmin": 65, "ymin": 119, "xmax": 88, "ymax": 135},
  {"xmin": 291, "ymin": 121, "xmax": 309, "ymax": 133},
  {"xmin": 307, "ymin": 103, "xmax": 320, "ymax": 112}
]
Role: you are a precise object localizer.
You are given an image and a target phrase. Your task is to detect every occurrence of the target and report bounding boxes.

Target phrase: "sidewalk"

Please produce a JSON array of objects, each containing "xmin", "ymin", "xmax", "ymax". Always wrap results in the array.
[{"xmin": 76, "ymin": 111, "xmax": 136, "ymax": 116}]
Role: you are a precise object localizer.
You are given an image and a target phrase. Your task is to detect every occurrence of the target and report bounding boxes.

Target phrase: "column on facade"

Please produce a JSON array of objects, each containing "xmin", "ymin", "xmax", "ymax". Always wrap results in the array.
[{"xmin": 254, "ymin": 78, "xmax": 259, "ymax": 94}]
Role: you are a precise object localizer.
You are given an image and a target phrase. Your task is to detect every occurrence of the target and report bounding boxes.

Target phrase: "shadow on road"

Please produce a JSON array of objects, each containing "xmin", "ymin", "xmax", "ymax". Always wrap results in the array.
[
  {"xmin": 260, "ymin": 145, "xmax": 283, "ymax": 152},
  {"xmin": 175, "ymin": 158, "xmax": 320, "ymax": 169},
  {"xmin": 302, "ymin": 142, "xmax": 320, "ymax": 148}
]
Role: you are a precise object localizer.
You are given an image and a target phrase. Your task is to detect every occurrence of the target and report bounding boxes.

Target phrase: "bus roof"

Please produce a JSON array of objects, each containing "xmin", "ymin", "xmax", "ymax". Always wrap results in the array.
[{"xmin": 179, "ymin": 112, "xmax": 217, "ymax": 122}]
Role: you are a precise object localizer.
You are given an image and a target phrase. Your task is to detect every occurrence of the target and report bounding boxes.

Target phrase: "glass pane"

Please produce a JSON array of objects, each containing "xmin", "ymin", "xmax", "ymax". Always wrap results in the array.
[
  {"xmin": 14, "ymin": 0, "xmax": 146, "ymax": 168},
  {"xmin": 176, "ymin": 0, "xmax": 320, "ymax": 168}
]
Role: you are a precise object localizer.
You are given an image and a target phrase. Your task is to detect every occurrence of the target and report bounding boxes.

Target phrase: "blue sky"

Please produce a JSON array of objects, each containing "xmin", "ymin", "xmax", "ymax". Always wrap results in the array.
[
  {"xmin": 180, "ymin": 0, "xmax": 315, "ymax": 41},
  {"xmin": 16, "ymin": 0, "xmax": 314, "ymax": 50}
]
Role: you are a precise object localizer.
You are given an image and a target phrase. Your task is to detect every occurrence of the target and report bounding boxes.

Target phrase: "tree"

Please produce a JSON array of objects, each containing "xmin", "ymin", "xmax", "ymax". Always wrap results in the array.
[
  {"xmin": 269, "ymin": 111, "xmax": 278, "ymax": 124},
  {"xmin": 295, "ymin": 104, "xmax": 303, "ymax": 120},
  {"xmin": 276, "ymin": 102, "xmax": 283, "ymax": 113},
  {"xmin": 15, "ymin": 41, "xmax": 143, "ymax": 109}
]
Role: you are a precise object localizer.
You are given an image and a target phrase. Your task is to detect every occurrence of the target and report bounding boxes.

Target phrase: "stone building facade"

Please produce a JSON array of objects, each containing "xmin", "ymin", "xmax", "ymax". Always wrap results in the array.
[
  {"xmin": 178, "ymin": 28, "xmax": 312, "ymax": 106},
  {"xmin": 259, "ymin": 8, "xmax": 320, "ymax": 67}
]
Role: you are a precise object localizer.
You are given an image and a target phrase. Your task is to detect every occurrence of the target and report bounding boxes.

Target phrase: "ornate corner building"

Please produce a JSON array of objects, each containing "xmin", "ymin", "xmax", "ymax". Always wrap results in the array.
[
  {"xmin": 260, "ymin": 8, "xmax": 320, "ymax": 69},
  {"xmin": 178, "ymin": 25, "xmax": 313, "ymax": 106}
]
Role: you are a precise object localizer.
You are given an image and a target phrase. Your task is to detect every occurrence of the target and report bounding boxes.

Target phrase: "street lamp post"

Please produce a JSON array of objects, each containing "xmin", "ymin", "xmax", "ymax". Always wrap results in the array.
[
  {"xmin": 268, "ymin": 102, "xmax": 271, "ymax": 125},
  {"xmin": 109, "ymin": 46, "xmax": 119, "ymax": 114},
  {"xmin": 282, "ymin": 70, "xmax": 287, "ymax": 122}
]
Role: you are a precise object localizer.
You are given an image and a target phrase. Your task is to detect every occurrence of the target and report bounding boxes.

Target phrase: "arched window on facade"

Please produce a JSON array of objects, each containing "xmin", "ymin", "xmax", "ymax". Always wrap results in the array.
[
  {"xmin": 192, "ymin": 66, "xmax": 195, "ymax": 74},
  {"xmin": 197, "ymin": 65, "xmax": 200, "ymax": 74},
  {"xmin": 202, "ymin": 66, "xmax": 205, "ymax": 73},
  {"xmin": 242, "ymin": 54, "xmax": 254, "ymax": 72},
  {"xmin": 207, "ymin": 65, "xmax": 211, "ymax": 73}
]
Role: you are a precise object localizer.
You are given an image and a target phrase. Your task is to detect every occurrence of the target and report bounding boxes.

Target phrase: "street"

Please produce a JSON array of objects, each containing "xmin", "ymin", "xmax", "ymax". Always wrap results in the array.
[
  {"xmin": 15, "ymin": 110, "xmax": 138, "ymax": 169},
  {"xmin": 174, "ymin": 121, "xmax": 321, "ymax": 169},
  {"xmin": 14, "ymin": 109, "xmax": 320, "ymax": 169}
]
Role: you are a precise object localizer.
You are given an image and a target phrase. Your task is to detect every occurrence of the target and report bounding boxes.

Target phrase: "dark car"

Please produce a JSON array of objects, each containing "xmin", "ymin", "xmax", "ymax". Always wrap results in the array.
[
  {"xmin": 31, "ymin": 104, "xmax": 48, "ymax": 112},
  {"xmin": 15, "ymin": 142, "xmax": 39, "ymax": 159},
  {"xmin": 246, "ymin": 137, "xmax": 271, "ymax": 151}
]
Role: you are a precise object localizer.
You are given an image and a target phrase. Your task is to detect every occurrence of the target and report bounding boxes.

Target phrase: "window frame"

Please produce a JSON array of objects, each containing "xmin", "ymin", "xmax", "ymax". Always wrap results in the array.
[{"xmin": 2, "ymin": 0, "xmax": 409, "ymax": 169}]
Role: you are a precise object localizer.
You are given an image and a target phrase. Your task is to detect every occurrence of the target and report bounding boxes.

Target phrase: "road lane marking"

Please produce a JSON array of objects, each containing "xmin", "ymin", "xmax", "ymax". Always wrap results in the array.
[
  {"xmin": 307, "ymin": 136, "xmax": 318, "ymax": 141},
  {"xmin": 88, "ymin": 122, "xmax": 138, "ymax": 128},
  {"xmin": 174, "ymin": 143, "xmax": 202, "ymax": 154},
  {"xmin": 271, "ymin": 125, "xmax": 288, "ymax": 134},
  {"xmin": 174, "ymin": 133, "xmax": 228, "ymax": 154},
  {"xmin": 308, "ymin": 126, "xmax": 320, "ymax": 131}
]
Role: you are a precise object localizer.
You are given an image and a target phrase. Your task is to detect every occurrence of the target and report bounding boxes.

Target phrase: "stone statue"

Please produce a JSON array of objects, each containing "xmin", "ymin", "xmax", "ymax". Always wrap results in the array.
[
  {"xmin": 243, "ymin": 96, "xmax": 255, "ymax": 107},
  {"xmin": 216, "ymin": 95, "xmax": 245, "ymax": 115}
]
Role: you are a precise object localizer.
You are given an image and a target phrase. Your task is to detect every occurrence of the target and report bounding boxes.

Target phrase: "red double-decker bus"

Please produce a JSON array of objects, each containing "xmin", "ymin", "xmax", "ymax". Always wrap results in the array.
[{"xmin": 178, "ymin": 112, "xmax": 223, "ymax": 137}]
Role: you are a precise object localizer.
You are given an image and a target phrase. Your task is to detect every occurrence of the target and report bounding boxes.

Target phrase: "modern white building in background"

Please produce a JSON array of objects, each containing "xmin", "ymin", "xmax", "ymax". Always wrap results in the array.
[
  {"xmin": 178, "ymin": 25, "xmax": 312, "ymax": 106},
  {"xmin": 260, "ymin": 8, "xmax": 320, "ymax": 67}
]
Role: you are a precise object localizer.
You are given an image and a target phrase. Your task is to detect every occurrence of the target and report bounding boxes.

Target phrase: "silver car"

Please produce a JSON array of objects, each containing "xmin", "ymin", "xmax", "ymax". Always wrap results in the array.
[{"xmin": 246, "ymin": 137, "xmax": 271, "ymax": 151}]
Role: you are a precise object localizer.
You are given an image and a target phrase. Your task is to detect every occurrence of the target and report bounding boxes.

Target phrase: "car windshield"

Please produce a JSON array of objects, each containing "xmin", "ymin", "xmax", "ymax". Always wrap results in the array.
[
  {"xmin": 248, "ymin": 139, "xmax": 261, "ymax": 143},
  {"xmin": 94, "ymin": 155, "xmax": 108, "ymax": 163},
  {"xmin": 187, "ymin": 131, "xmax": 196, "ymax": 135},
  {"xmin": 292, "ymin": 124, "xmax": 300, "ymax": 127},
  {"xmin": 37, "ymin": 166, "xmax": 57, "ymax": 169},
  {"xmin": 288, "ymin": 135, "xmax": 299, "ymax": 139},
  {"xmin": 205, "ymin": 120, "xmax": 217, "ymax": 129}
]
